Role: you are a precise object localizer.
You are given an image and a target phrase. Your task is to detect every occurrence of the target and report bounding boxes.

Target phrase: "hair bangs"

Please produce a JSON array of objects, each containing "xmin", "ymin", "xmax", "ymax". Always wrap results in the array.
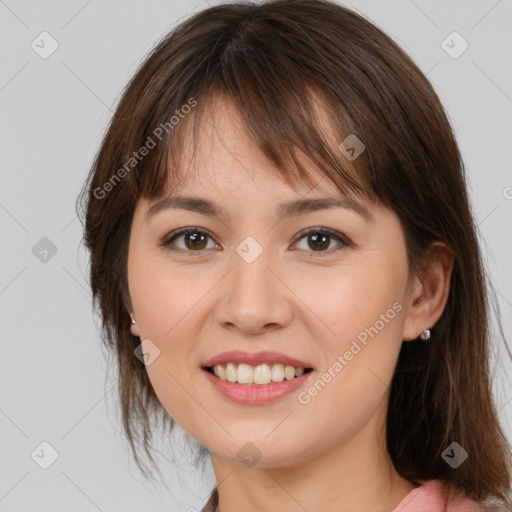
[{"xmin": 136, "ymin": 30, "xmax": 377, "ymax": 207}]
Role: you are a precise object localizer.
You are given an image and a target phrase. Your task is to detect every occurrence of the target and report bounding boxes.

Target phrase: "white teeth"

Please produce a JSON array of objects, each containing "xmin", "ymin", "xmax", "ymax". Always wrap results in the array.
[
  {"xmin": 225, "ymin": 362, "xmax": 237, "ymax": 382},
  {"xmin": 237, "ymin": 363, "xmax": 253, "ymax": 384},
  {"xmin": 284, "ymin": 365, "xmax": 295, "ymax": 380},
  {"xmin": 216, "ymin": 364, "xmax": 226, "ymax": 380},
  {"xmin": 253, "ymin": 364, "xmax": 272, "ymax": 385},
  {"xmin": 271, "ymin": 363, "xmax": 284, "ymax": 382},
  {"xmin": 209, "ymin": 362, "xmax": 310, "ymax": 385}
]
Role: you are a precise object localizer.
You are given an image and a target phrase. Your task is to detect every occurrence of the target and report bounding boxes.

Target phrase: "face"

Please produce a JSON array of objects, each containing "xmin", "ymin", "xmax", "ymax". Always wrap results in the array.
[{"xmin": 127, "ymin": 96, "xmax": 417, "ymax": 469}]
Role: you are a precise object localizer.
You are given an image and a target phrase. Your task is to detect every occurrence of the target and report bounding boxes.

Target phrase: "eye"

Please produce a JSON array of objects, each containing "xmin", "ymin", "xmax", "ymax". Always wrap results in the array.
[
  {"xmin": 292, "ymin": 227, "xmax": 351, "ymax": 255},
  {"xmin": 161, "ymin": 227, "xmax": 218, "ymax": 252},
  {"xmin": 160, "ymin": 227, "xmax": 351, "ymax": 255}
]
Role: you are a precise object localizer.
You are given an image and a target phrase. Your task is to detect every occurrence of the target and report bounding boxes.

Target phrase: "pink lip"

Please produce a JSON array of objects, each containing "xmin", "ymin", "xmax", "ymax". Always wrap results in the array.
[
  {"xmin": 201, "ymin": 350, "xmax": 314, "ymax": 369},
  {"xmin": 202, "ymin": 368, "xmax": 314, "ymax": 405}
]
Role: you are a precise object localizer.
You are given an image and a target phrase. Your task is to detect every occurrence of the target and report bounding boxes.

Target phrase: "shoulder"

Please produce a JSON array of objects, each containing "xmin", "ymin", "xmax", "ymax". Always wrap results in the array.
[{"xmin": 392, "ymin": 479, "xmax": 483, "ymax": 512}]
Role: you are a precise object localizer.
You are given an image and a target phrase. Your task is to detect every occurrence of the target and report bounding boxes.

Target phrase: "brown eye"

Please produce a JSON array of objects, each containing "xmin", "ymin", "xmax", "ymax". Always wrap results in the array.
[
  {"xmin": 293, "ymin": 228, "xmax": 350, "ymax": 254},
  {"xmin": 183, "ymin": 231, "xmax": 208, "ymax": 250},
  {"xmin": 162, "ymin": 228, "xmax": 216, "ymax": 251},
  {"xmin": 161, "ymin": 227, "xmax": 350, "ymax": 256}
]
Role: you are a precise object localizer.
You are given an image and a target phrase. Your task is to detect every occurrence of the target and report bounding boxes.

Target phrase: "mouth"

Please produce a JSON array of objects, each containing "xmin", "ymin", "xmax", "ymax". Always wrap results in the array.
[
  {"xmin": 201, "ymin": 363, "xmax": 315, "ymax": 404},
  {"xmin": 202, "ymin": 363, "xmax": 315, "ymax": 386},
  {"xmin": 201, "ymin": 350, "xmax": 315, "ymax": 381}
]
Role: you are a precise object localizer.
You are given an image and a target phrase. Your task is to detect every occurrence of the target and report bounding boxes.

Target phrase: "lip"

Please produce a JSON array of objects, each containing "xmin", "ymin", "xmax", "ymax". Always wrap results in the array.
[
  {"xmin": 202, "ymin": 367, "xmax": 315, "ymax": 405},
  {"xmin": 201, "ymin": 350, "xmax": 315, "ymax": 370}
]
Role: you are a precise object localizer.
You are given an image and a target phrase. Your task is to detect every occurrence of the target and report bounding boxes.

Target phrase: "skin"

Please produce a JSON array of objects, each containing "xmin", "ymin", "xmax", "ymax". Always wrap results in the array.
[{"xmin": 127, "ymin": 95, "xmax": 454, "ymax": 512}]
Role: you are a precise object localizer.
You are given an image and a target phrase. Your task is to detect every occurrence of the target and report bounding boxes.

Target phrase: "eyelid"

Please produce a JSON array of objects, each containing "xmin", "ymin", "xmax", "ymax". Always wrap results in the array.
[
  {"xmin": 161, "ymin": 226, "xmax": 351, "ymax": 254},
  {"xmin": 161, "ymin": 227, "xmax": 220, "ymax": 249},
  {"xmin": 293, "ymin": 226, "xmax": 351, "ymax": 249},
  {"xmin": 287, "ymin": 229, "xmax": 350, "ymax": 258}
]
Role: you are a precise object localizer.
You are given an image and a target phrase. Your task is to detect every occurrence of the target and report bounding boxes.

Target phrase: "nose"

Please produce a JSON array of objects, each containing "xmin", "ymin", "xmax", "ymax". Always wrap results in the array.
[{"xmin": 213, "ymin": 242, "xmax": 294, "ymax": 335}]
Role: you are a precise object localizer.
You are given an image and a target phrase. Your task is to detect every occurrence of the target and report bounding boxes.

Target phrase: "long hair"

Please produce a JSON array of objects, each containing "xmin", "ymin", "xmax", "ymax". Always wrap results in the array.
[{"xmin": 76, "ymin": 1, "xmax": 512, "ymax": 508}]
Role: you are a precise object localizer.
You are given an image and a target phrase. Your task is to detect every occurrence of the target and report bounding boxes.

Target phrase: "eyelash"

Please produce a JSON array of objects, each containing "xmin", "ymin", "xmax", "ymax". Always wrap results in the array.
[{"xmin": 160, "ymin": 226, "xmax": 351, "ymax": 256}]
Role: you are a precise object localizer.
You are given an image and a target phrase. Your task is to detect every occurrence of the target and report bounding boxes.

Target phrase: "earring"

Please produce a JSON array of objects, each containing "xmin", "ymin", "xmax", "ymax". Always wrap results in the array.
[
  {"xmin": 131, "ymin": 313, "xmax": 136, "ymax": 325},
  {"xmin": 419, "ymin": 329, "xmax": 431, "ymax": 340}
]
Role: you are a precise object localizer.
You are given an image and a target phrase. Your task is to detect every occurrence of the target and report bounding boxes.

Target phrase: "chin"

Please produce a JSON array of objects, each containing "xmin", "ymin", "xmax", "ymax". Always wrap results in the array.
[{"xmin": 209, "ymin": 436, "xmax": 309, "ymax": 469}]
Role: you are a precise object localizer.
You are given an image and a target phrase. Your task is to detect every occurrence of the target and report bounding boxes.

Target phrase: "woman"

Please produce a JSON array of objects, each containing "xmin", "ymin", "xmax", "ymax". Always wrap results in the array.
[{"xmin": 77, "ymin": 1, "xmax": 512, "ymax": 510}]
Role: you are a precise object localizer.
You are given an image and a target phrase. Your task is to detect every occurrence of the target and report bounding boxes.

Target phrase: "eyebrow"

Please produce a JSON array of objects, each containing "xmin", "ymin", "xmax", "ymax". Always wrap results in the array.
[{"xmin": 145, "ymin": 194, "xmax": 373, "ymax": 222}]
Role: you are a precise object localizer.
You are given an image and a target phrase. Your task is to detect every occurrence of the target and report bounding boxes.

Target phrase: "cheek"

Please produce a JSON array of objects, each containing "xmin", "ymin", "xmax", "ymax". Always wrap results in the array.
[
  {"xmin": 129, "ymin": 261, "xmax": 207, "ymax": 432},
  {"xmin": 300, "ymin": 259, "xmax": 404, "ymax": 338},
  {"xmin": 142, "ymin": 359, "xmax": 209, "ymax": 443},
  {"xmin": 297, "ymin": 260, "xmax": 406, "ymax": 396},
  {"xmin": 128, "ymin": 247, "xmax": 203, "ymax": 339},
  {"xmin": 293, "ymin": 276, "xmax": 404, "ymax": 442}
]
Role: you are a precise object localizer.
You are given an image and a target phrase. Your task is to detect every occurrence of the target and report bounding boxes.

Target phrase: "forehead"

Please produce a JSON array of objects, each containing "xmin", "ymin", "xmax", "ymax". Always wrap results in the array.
[
  {"xmin": 146, "ymin": 124, "xmax": 375, "ymax": 225},
  {"xmin": 163, "ymin": 91, "xmax": 368, "ymax": 203}
]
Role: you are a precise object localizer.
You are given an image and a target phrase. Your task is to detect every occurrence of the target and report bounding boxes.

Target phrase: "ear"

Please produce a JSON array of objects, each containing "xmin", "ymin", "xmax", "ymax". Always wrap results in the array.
[{"xmin": 402, "ymin": 241, "xmax": 454, "ymax": 342}]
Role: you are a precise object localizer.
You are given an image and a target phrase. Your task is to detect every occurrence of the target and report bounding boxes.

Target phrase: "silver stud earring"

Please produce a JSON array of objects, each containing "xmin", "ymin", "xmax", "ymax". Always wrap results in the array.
[
  {"xmin": 131, "ymin": 313, "xmax": 136, "ymax": 325},
  {"xmin": 419, "ymin": 329, "xmax": 431, "ymax": 340}
]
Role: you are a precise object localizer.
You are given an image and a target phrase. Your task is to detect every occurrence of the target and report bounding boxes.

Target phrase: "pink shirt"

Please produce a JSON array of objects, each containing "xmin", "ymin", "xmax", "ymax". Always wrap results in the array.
[
  {"xmin": 201, "ymin": 479, "xmax": 481, "ymax": 512},
  {"xmin": 392, "ymin": 479, "xmax": 480, "ymax": 512}
]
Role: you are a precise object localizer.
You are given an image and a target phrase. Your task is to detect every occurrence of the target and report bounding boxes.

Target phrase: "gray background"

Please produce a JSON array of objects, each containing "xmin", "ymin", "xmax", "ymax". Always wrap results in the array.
[{"xmin": 1, "ymin": 0, "xmax": 511, "ymax": 510}]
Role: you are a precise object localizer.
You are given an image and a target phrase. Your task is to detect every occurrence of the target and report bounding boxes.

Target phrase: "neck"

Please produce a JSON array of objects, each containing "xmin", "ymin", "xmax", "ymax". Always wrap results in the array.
[{"xmin": 209, "ymin": 410, "xmax": 417, "ymax": 512}]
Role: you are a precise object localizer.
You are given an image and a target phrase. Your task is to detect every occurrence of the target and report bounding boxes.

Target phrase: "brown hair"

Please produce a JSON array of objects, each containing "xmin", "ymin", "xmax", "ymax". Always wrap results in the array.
[{"xmin": 76, "ymin": 0, "xmax": 512, "ymax": 508}]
